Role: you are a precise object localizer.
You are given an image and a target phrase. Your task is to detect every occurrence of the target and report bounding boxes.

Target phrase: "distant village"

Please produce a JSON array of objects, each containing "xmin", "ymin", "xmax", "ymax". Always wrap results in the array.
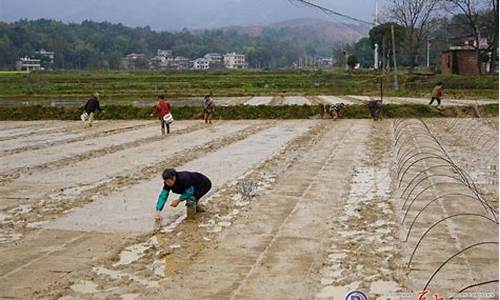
[
  {"xmin": 15, "ymin": 48, "xmax": 338, "ymax": 72},
  {"xmin": 15, "ymin": 36, "xmax": 495, "ymax": 75},
  {"xmin": 16, "ymin": 49, "xmax": 249, "ymax": 71}
]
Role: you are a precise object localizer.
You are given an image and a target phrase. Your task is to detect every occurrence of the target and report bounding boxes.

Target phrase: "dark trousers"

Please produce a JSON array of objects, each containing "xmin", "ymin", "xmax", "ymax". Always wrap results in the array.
[
  {"xmin": 194, "ymin": 179, "xmax": 212, "ymax": 200},
  {"xmin": 161, "ymin": 120, "xmax": 170, "ymax": 134},
  {"xmin": 186, "ymin": 179, "xmax": 212, "ymax": 207},
  {"xmin": 368, "ymin": 100, "xmax": 382, "ymax": 120},
  {"xmin": 429, "ymin": 97, "xmax": 441, "ymax": 105}
]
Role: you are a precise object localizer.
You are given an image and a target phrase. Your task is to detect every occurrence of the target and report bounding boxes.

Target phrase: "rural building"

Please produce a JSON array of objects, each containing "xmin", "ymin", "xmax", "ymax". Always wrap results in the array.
[
  {"xmin": 441, "ymin": 46, "xmax": 486, "ymax": 75},
  {"xmin": 150, "ymin": 49, "xmax": 175, "ymax": 70},
  {"xmin": 16, "ymin": 57, "xmax": 41, "ymax": 71},
  {"xmin": 224, "ymin": 52, "xmax": 247, "ymax": 69},
  {"xmin": 34, "ymin": 49, "xmax": 55, "ymax": 64},
  {"xmin": 34, "ymin": 49, "xmax": 55, "ymax": 70},
  {"xmin": 157, "ymin": 49, "xmax": 173, "ymax": 57},
  {"xmin": 172, "ymin": 56, "xmax": 190, "ymax": 70},
  {"xmin": 193, "ymin": 58, "xmax": 210, "ymax": 70},
  {"xmin": 441, "ymin": 37, "xmax": 496, "ymax": 75},
  {"xmin": 204, "ymin": 53, "xmax": 224, "ymax": 69},
  {"xmin": 204, "ymin": 53, "xmax": 223, "ymax": 63},
  {"xmin": 121, "ymin": 53, "xmax": 148, "ymax": 71}
]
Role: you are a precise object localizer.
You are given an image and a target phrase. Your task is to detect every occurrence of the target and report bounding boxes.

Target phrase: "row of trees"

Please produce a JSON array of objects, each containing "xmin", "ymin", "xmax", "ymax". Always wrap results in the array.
[
  {"xmin": 0, "ymin": 19, "xmax": 349, "ymax": 70},
  {"xmin": 388, "ymin": 0, "xmax": 498, "ymax": 74},
  {"xmin": 338, "ymin": 0, "xmax": 498, "ymax": 74}
]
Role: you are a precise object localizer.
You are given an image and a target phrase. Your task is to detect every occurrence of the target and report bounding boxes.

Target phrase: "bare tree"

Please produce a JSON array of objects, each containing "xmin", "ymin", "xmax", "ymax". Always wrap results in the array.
[
  {"xmin": 444, "ymin": 0, "xmax": 493, "ymax": 74},
  {"xmin": 388, "ymin": 0, "xmax": 442, "ymax": 72},
  {"xmin": 484, "ymin": 0, "xmax": 498, "ymax": 73}
]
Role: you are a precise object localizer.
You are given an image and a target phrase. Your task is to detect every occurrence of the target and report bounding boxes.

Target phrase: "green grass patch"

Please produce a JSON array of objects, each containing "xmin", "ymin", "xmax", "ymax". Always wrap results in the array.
[
  {"xmin": 0, "ymin": 103, "xmax": 496, "ymax": 121},
  {"xmin": 0, "ymin": 70, "xmax": 497, "ymax": 101}
]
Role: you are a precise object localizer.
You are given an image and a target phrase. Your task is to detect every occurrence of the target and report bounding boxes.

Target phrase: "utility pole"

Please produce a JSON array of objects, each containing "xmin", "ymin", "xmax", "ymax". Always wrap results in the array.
[
  {"xmin": 426, "ymin": 39, "xmax": 431, "ymax": 68},
  {"xmin": 344, "ymin": 50, "xmax": 349, "ymax": 70},
  {"xmin": 374, "ymin": 0, "xmax": 379, "ymax": 69},
  {"xmin": 391, "ymin": 24, "xmax": 399, "ymax": 90}
]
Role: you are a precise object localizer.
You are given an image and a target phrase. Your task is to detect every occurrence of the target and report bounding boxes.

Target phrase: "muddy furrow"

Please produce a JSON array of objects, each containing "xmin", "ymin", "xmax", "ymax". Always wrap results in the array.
[
  {"xmin": 0, "ymin": 121, "xmax": 54, "ymax": 135},
  {"xmin": 427, "ymin": 119, "xmax": 498, "ymax": 198},
  {"xmin": 0, "ymin": 121, "xmax": 202, "ymax": 182},
  {"xmin": 0, "ymin": 120, "xmax": 156, "ymax": 157},
  {"xmin": 36, "ymin": 120, "xmax": 327, "ymax": 300},
  {"xmin": 0, "ymin": 122, "xmax": 271, "ymax": 241},
  {"xmin": 394, "ymin": 120, "xmax": 498, "ymax": 297},
  {"xmin": 0, "ymin": 123, "xmax": 77, "ymax": 142},
  {"xmin": 131, "ymin": 120, "xmax": 371, "ymax": 299},
  {"xmin": 0, "ymin": 121, "xmax": 314, "ymax": 299},
  {"xmin": 44, "ymin": 121, "xmax": 315, "ymax": 233},
  {"xmin": 0, "ymin": 120, "xmax": 109, "ymax": 142},
  {"xmin": 313, "ymin": 120, "xmax": 401, "ymax": 299}
]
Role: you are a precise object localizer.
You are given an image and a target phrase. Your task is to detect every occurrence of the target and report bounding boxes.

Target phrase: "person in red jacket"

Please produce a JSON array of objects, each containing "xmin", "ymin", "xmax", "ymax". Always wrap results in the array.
[{"xmin": 153, "ymin": 95, "xmax": 172, "ymax": 136}]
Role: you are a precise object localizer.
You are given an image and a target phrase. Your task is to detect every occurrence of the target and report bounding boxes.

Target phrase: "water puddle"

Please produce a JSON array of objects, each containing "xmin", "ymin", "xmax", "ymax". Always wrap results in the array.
[
  {"xmin": 0, "ymin": 232, "xmax": 22, "ymax": 243},
  {"xmin": 114, "ymin": 237, "xmax": 159, "ymax": 266},
  {"xmin": 70, "ymin": 280, "xmax": 99, "ymax": 294},
  {"xmin": 94, "ymin": 267, "xmax": 159, "ymax": 289}
]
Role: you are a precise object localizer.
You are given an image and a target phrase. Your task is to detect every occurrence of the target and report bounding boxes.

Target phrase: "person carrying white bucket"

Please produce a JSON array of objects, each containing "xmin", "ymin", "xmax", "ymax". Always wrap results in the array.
[
  {"xmin": 81, "ymin": 92, "xmax": 102, "ymax": 128},
  {"xmin": 153, "ymin": 95, "xmax": 173, "ymax": 136}
]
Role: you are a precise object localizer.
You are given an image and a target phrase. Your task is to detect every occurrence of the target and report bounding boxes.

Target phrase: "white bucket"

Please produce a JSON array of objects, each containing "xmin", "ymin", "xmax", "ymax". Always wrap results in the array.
[{"xmin": 163, "ymin": 113, "xmax": 174, "ymax": 124}]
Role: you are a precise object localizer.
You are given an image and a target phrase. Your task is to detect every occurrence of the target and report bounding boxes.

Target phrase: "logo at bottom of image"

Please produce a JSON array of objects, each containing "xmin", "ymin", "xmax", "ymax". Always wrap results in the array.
[{"xmin": 345, "ymin": 290, "xmax": 369, "ymax": 300}]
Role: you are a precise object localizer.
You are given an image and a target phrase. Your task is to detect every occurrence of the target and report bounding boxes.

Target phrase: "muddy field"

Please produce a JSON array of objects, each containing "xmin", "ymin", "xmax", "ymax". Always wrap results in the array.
[{"xmin": 0, "ymin": 118, "xmax": 497, "ymax": 299}]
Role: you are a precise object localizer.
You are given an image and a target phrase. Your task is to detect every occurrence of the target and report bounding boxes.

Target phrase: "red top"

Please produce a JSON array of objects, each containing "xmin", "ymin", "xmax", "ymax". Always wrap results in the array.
[{"xmin": 156, "ymin": 100, "xmax": 171, "ymax": 117}]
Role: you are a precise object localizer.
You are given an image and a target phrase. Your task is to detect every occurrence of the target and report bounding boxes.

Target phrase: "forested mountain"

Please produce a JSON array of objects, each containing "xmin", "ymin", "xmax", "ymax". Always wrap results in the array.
[{"xmin": 0, "ymin": 18, "xmax": 368, "ymax": 69}]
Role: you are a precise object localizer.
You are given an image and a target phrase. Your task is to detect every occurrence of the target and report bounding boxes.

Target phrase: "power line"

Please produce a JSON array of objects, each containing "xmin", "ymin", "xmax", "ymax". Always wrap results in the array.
[{"xmin": 288, "ymin": 0, "xmax": 375, "ymax": 26}]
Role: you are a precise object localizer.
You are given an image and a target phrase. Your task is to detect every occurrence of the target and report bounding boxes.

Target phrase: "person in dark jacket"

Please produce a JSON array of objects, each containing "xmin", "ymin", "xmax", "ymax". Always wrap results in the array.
[
  {"xmin": 368, "ymin": 99, "xmax": 382, "ymax": 121},
  {"xmin": 81, "ymin": 92, "xmax": 102, "ymax": 127},
  {"xmin": 155, "ymin": 168, "xmax": 212, "ymax": 221}
]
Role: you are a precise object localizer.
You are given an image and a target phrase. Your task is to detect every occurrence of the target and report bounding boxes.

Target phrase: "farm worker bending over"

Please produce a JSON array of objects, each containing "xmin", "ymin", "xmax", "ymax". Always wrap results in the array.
[
  {"xmin": 153, "ymin": 95, "xmax": 172, "ymax": 136},
  {"xmin": 155, "ymin": 168, "xmax": 212, "ymax": 220},
  {"xmin": 81, "ymin": 92, "xmax": 102, "ymax": 127},
  {"xmin": 203, "ymin": 95, "xmax": 216, "ymax": 124}
]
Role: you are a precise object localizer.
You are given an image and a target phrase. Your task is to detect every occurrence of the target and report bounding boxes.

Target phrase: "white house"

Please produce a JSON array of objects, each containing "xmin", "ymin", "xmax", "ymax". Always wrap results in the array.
[
  {"xmin": 204, "ymin": 53, "xmax": 223, "ymax": 64},
  {"xmin": 224, "ymin": 52, "xmax": 247, "ymax": 69},
  {"xmin": 193, "ymin": 58, "xmax": 210, "ymax": 70},
  {"xmin": 16, "ymin": 57, "xmax": 41, "ymax": 71},
  {"xmin": 157, "ymin": 49, "xmax": 173, "ymax": 57},
  {"xmin": 173, "ymin": 56, "xmax": 190, "ymax": 70},
  {"xmin": 34, "ymin": 49, "xmax": 55, "ymax": 64},
  {"xmin": 150, "ymin": 49, "xmax": 175, "ymax": 69}
]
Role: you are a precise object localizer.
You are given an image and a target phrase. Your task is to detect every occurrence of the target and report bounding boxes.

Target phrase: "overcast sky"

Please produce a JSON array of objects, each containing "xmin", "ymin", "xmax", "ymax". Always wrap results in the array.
[{"xmin": 0, "ymin": 0, "xmax": 386, "ymax": 30}]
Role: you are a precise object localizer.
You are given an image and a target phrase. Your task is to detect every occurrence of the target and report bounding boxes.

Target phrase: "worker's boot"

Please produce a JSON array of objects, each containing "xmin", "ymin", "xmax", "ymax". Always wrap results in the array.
[
  {"xmin": 186, "ymin": 197, "xmax": 197, "ymax": 220},
  {"xmin": 196, "ymin": 203, "xmax": 206, "ymax": 213}
]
